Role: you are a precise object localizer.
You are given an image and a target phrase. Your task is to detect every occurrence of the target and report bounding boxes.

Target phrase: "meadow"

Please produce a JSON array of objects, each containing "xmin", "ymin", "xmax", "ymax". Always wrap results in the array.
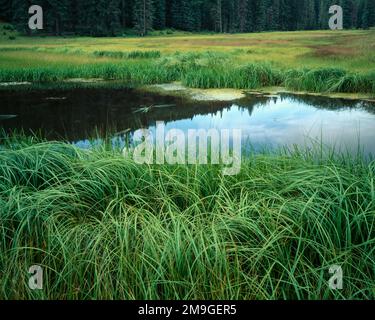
[
  {"xmin": 0, "ymin": 138, "xmax": 374, "ymax": 300},
  {"xmin": 0, "ymin": 24, "xmax": 375, "ymax": 95},
  {"xmin": 1, "ymin": 24, "xmax": 375, "ymax": 301}
]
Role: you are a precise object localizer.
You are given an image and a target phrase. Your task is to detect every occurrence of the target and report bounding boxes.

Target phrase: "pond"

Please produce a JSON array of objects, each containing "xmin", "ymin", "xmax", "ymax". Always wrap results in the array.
[{"xmin": 1, "ymin": 87, "xmax": 375, "ymax": 155}]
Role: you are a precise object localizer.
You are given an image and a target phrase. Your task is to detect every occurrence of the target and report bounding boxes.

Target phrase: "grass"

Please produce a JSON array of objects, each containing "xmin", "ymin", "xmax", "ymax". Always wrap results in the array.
[
  {"xmin": 0, "ymin": 61, "xmax": 179, "ymax": 84},
  {"xmin": 0, "ymin": 26, "xmax": 375, "ymax": 95},
  {"xmin": 0, "ymin": 137, "xmax": 374, "ymax": 300},
  {"xmin": 93, "ymin": 50, "xmax": 161, "ymax": 59}
]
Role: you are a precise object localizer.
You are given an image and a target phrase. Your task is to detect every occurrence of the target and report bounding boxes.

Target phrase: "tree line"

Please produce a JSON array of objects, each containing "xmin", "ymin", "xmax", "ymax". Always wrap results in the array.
[{"xmin": 0, "ymin": 0, "xmax": 374, "ymax": 36}]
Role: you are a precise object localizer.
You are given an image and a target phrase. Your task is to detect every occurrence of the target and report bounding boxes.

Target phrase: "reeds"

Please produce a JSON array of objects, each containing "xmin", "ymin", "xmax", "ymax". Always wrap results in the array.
[
  {"xmin": 0, "ymin": 49, "xmax": 374, "ymax": 94},
  {"xmin": 284, "ymin": 67, "xmax": 375, "ymax": 94},
  {"xmin": 0, "ymin": 139, "xmax": 374, "ymax": 299},
  {"xmin": 0, "ymin": 61, "xmax": 179, "ymax": 84},
  {"xmin": 182, "ymin": 63, "xmax": 283, "ymax": 89},
  {"xmin": 93, "ymin": 50, "xmax": 161, "ymax": 59}
]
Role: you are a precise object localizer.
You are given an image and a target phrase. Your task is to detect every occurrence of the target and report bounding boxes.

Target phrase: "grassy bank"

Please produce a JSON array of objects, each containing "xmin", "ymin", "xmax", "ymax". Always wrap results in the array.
[
  {"xmin": 0, "ymin": 139, "xmax": 374, "ymax": 299},
  {"xmin": 0, "ymin": 27, "xmax": 375, "ymax": 95},
  {"xmin": 0, "ymin": 55, "xmax": 374, "ymax": 95}
]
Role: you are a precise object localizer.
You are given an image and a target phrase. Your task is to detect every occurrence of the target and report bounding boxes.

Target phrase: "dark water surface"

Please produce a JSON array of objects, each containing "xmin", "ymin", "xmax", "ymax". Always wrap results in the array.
[{"xmin": 1, "ymin": 87, "xmax": 375, "ymax": 154}]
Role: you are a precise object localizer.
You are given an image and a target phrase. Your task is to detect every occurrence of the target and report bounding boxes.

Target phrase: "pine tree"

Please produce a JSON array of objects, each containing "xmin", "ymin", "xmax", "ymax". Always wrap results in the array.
[
  {"xmin": 279, "ymin": 0, "xmax": 293, "ymax": 30},
  {"xmin": 11, "ymin": 0, "xmax": 31, "ymax": 34},
  {"xmin": 362, "ymin": 0, "xmax": 375, "ymax": 29},
  {"xmin": 357, "ymin": 0, "xmax": 365, "ymax": 28},
  {"xmin": 216, "ymin": 0, "xmax": 223, "ymax": 32},
  {"xmin": 133, "ymin": 0, "xmax": 154, "ymax": 36},
  {"xmin": 342, "ymin": 0, "xmax": 354, "ymax": 29},
  {"xmin": 153, "ymin": 0, "xmax": 166, "ymax": 30},
  {"xmin": 5, "ymin": 0, "xmax": 372, "ymax": 36},
  {"xmin": 268, "ymin": 0, "xmax": 281, "ymax": 31},
  {"xmin": 318, "ymin": 0, "xmax": 330, "ymax": 29},
  {"xmin": 0, "ymin": 0, "xmax": 13, "ymax": 22},
  {"xmin": 106, "ymin": 0, "xmax": 122, "ymax": 36},
  {"xmin": 253, "ymin": 0, "xmax": 267, "ymax": 32},
  {"xmin": 44, "ymin": 0, "xmax": 70, "ymax": 35},
  {"xmin": 300, "ymin": 0, "xmax": 317, "ymax": 30}
]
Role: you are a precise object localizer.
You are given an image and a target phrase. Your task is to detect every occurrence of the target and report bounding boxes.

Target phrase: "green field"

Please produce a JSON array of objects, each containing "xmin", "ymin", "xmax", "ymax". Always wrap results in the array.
[{"xmin": 1, "ymin": 24, "xmax": 375, "ymax": 95}]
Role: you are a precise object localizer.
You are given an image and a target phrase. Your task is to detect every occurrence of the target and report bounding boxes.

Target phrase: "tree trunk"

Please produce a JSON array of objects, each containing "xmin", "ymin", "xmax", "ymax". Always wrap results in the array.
[
  {"xmin": 217, "ymin": 0, "xmax": 223, "ymax": 32},
  {"xmin": 143, "ymin": 0, "xmax": 146, "ymax": 36}
]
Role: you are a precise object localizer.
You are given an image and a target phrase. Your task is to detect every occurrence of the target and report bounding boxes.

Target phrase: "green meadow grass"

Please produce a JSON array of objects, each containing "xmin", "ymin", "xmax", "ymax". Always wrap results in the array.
[
  {"xmin": 0, "ymin": 27, "xmax": 375, "ymax": 95},
  {"xmin": 0, "ymin": 58, "xmax": 373, "ymax": 94},
  {"xmin": 0, "ymin": 138, "xmax": 374, "ymax": 299},
  {"xmin": 93, "ymin": 50, "xmax": 161, "ymax": 59}
]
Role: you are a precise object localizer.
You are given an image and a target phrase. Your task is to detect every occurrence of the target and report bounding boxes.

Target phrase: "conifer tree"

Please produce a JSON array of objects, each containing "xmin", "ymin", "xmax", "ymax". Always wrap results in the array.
[
  {"xmin": 153, "ymin": 0, "xmax": 166, "ymax": 30},
  {"xmin": 133, "ymin": 0, "xmax": 154, "ymax": 36},
  {"xmin": 5, "ymin": 0, "xmax": 371, "ymax": 36}
]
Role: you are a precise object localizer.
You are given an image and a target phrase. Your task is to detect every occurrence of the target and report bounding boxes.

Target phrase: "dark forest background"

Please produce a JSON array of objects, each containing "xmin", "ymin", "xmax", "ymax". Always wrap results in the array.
[{"xmin": 0, "ymin": 0, "xmax": 374, "ymax": 36}]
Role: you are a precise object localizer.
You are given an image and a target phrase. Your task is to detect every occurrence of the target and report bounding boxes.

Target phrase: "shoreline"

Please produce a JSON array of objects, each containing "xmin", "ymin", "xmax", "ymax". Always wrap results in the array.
[{"xmin": 1, "ymin": 80, "xmax": 374, "ymax": 103}]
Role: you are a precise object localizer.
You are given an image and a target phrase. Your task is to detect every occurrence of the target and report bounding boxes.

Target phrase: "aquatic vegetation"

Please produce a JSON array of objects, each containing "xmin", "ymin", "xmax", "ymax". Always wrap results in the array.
[
  {"xmin": 0, "ymin": 139, "xmax": 374, "ymax": 299},
  {"xmin": 93, "ymin": 50, "xmax": 161, "ymax": 59},
  {"xmin": 1, "ymin": 29, "xmax": 375, "ymax": 95},
  {"xmin": 284, "ymin": 68, "xmax": 375, "ymax": 94},
  {"xmin": 0, "ymin": 62, "xmax": 179, "ymax": 84},
  {"xmin": 182, "ymin": 63, "xmax": 283, "ymax": 89}
]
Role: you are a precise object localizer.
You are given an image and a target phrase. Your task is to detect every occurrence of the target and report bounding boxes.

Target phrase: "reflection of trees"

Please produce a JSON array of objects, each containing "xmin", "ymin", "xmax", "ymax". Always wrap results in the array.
[
  {"xmin": 0, "ymin": 88, "xmax": 259, "ymax": 141},
  {"xmin": 280, "ymin": 93, "xmax": 375, "ymax": 115},
  {"xmin": 2, "ymin": 88, "xmax": 373, "ymax": 142}
]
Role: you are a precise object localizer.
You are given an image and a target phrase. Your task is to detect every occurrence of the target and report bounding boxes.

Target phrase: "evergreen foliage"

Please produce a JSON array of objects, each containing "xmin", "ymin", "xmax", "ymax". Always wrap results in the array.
[{"xmin": 0, "ymin": 0, "xmax": 374, "ymax": 36}]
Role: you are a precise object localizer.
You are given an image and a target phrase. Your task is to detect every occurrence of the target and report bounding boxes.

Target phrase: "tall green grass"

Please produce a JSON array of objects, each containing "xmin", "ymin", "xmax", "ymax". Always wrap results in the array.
[
  {"xmin": 284, "ymin": 67, "xmax": 375, "ymax": 93},
  {"xmin": 182, "ymin": 63, "xmax": 283, "ymax": 89},
  {"xmin": 0, "ymin": 49, "xmax": 374, "ymax": 94},
  {"xmin": 93, "ymin": 50, "xmax": 161, "ymax": 59},
  {"xmin": 0, "ymin": 139, "xmax": 374, "ymax": 299},
  {"xmin": 0, "ymin": 61, "xmax": 179, "ymax": 84}
]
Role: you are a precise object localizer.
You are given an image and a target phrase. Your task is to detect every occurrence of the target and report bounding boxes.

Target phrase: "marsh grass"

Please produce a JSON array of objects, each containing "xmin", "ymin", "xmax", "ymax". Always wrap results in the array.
[
  {"xmin": 0, "ymin": 27, "xmax": 375, "ymax": 95},
  {"xmin": 182, "ymin": 63, "xmax": 283, "ymax": 89},
  {"xmin": 93, "ymin": 50, "xmax": 161, "ymax": 59},
  {"xmin": 0, "ymin": 61, "xmax": 179, "ymax": 84},
  {"xmin": 0, "ymin": 53, "xmax": 373, "ymax": 94},
  {"xmin": 284, "ymin": 68, "xmax": 375, "ymax": 93},
  {"xmin": 1, "ymin": 29, "xmax": 375, "ymax": 94},
  {"xmin": 0, "ymin": 137, "xmax": 374, "ymax": 300}
]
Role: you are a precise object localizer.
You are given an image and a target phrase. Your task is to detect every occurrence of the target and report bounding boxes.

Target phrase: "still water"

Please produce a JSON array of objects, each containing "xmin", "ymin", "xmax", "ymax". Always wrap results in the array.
[{"xmin": 1, "ymin": 87, "xmax": 375, "ymax": 154}]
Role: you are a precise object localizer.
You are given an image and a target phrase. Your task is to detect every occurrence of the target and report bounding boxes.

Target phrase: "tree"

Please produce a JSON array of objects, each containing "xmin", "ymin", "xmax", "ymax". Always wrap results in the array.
[
  {"xmin": 6, "ymin": 0, "xmax": 371, "ymax": 36},
  {"xmin": 267, "ymin": 0, "xmax": 281, "ymax": 31},
  {"xmin": 44, "ymin": 0, "xmax": 70, "ymax": 35},
  {"xmin": 11, "ymin": 0, "xmax": 32, "ymax": 34},
  {"xmin": 342, "ymin": 0, "xmax": 354, "ymax": 29},
  {"xmin": 362, "ymin": 0, "xmax": 375, "ymax": 29},
  {"xmin": 279, "ymin": 0, "xmax": 294, "ymax": 30},
  {"xmin": 216, "ymin": 0, "xmax": 223, "ymax": 32},
  {"xmin": 153, "ymin": 0, "xmax": 166, "ymax": 30},
  {"xmin": 134, "ymin": 0, "xmax": 154, "ymax": 36},
  {"xmin": 0, "ymin": 0, "xmax": 13, "ymax": 22}
]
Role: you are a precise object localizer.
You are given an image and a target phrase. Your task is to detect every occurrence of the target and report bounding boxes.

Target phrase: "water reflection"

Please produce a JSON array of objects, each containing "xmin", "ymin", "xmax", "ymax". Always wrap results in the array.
[{"xmin": 1, "ymin": 87, "xmax": 375, "ymax": 154}]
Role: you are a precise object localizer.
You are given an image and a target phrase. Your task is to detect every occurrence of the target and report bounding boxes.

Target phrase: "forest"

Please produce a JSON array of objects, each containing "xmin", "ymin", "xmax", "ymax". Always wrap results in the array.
[
  {"xmin": 1, "ymin": 0, "xmax": 375, "ymax": 303},
  {"xmin": 0, "ymin": 0, "xmax": 374, "ymax": 36}
]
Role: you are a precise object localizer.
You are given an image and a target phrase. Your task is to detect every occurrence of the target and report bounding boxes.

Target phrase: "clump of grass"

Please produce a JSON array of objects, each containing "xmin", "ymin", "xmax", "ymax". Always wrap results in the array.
[
  {"xmin": 0, "ymin": 61, "xmax": 179, "ymax": 84},
  {"xmin": 182, "ymin": 63, "xmax": 283, "ymax": 89},
  {"xmin": 127, "ymin": 50, "xmax": 161, "ymax": 59},
  {"xmin": 284, "ymin": 67, "xmax": 375, "ymax": 94},
  {"xmin": 93, "ymin": 50, "xmax": 161, "ymax": 59},
  {"xmin": 34, "ymin": 47, "xmax": 84, "ymax": 55},
  {"xmin": 0, "ymin": 138, "xmax": 374, "ymax": 300},
  {"xmin": 159, "ymin": 51, "xmax": 230, "ymax": 73},
  {"xmin": 284, "ymin": 68, "xmax": 346, "ymax": 92}
]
